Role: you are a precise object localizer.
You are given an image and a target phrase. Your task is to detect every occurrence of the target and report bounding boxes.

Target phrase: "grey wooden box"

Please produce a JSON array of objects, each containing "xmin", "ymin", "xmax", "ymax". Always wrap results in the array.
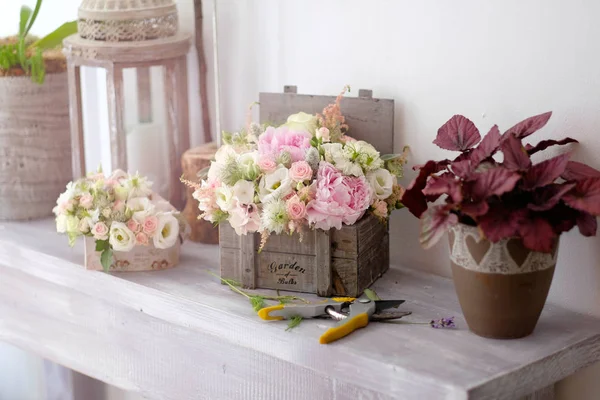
[{"xmin": 219, "ymin": 86, "xmax": 394, "ymax": 297}]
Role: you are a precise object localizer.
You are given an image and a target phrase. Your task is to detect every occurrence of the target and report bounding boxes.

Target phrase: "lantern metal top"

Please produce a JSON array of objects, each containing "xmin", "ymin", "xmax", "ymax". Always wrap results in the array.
[{"xmin": 77, "ymin": 0, "xmax": 178, "ymax": 42}]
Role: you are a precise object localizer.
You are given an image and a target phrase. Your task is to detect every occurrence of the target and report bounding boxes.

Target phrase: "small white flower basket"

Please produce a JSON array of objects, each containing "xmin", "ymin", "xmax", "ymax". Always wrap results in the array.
[
  {"xmin": 84, "ymin": 236, "xmax": 180, "ymax": 271},
  {"xmin": 54, "ymin": 170, "xmax": 185, "ymax": 273}
]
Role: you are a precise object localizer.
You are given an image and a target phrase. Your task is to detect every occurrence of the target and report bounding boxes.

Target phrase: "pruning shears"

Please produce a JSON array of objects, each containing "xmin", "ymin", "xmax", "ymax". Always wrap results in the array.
[{"xmin": 258, "ymin": 295, "xmax": 410, "ymax": 344}]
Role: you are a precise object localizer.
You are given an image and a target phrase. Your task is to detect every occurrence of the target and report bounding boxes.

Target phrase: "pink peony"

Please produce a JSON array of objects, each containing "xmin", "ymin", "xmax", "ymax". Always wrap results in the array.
[
  {"xmin": 228, "ymin": 203, "xmax": 261, "ymax": 235},
  {"xmin": 91, "ymin": 222, "xmax": 109, "ymax": 241},
  {"xmin": 126, "ymin": 219, "xmax": 141, "ymax": 233},
  {"xmin": 135, "ymin": 232, "xmax": 149, "ymax": 246},
  {"xmin": 258, "ymin": 126, "xmax": 311, "ymax": 162},
  {"xmin": 306, "ymin": 162, "xmax": 373, "ymax": 230},
  {"xmin": 258, "ymin": 157, "xmax": 277, "ymax": 173},
  {"xmin": 289, "ymin": 161, "xmax": 313, "ymax": 182},
  {"xmin": 286, "ymin": 195, "xmax": 307, "ymax": 220},
  {"xmin": 142, "ymin": 215, "xmax": 159, "ymax": 235},
  {"xmin": 79, "ymin": 194, "xmax": 94, "ymax": 209}
]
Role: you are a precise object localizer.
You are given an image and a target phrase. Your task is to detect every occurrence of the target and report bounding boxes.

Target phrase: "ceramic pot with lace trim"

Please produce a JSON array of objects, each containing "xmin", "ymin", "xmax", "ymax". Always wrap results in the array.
[{"xmin": 448, "ymin": 223, "xmax": 558, "ymax": 339}]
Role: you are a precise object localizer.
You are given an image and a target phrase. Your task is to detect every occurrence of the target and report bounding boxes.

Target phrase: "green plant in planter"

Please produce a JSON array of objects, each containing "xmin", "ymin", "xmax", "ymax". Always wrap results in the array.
[
  {"xmin": 0, "ymin": 0, "xmax": 77, "ymax": 84},
  {"xmin": 402, "ymin": 112, "xmax": 600, "ymax": 339}
]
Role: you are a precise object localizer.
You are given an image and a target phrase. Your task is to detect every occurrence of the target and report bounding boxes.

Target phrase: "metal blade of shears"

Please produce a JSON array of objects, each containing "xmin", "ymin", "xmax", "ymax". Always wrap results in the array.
[{"xmin": 374, "ymin": 300, "xmax": 405, "ymax": 313}]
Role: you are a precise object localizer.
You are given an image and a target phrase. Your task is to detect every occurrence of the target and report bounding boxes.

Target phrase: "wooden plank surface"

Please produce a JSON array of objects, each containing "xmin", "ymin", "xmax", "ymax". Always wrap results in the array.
[
  {"xmin": 259, "ymin": 91, "xmax": 395, "ymax": 154},
  {"xmin": 1, "ymin": 219, "xmax": 600, "ymax": 400}
]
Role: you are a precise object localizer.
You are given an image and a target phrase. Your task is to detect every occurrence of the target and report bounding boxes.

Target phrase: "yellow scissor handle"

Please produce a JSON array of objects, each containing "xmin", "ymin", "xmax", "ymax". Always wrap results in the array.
[
  {"xmin": 330, "ymin": 297, "xmax": 356, "ymax": 303},
  {"xmin": 319, "ymin": 312, "xmax": 369, "ymax": 344},
  {"xmin": 257, "ymin": 305, "xmax": 284, "ymax": 321}
]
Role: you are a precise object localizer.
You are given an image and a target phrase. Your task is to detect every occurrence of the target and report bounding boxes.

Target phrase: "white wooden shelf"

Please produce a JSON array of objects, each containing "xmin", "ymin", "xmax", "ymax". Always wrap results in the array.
[{"xmin": 0, "ymin": 219, "xmax": 599, "ymax": 400}]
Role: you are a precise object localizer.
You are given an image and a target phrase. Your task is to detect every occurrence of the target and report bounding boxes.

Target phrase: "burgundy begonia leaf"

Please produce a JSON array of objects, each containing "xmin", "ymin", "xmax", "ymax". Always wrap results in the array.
[
  {"xmin": 561, "ymin": 161, "xmax": 600, "ymax": 181},
  {"xmin": 563, "ymin": 177, "xmax": 600, "ymax": 215},
  {"xmin": 433, "ymin": 115, "xmax": 481, "ymax": 151},
  {"xmin": 461, "ymin": 201, "xmax": 489, "ymax": 218},
  {"xmin": 503, "ymin": 111, "xmax": 552, "ymax": 139},
  {"xmin": 576, "ymin": 212, "xmax": 598, "ymax": 237},
  {"xmin": 517, "ymin": 217, "xmax": 557, "ymax": 253},
  {"xmin": 525, "ymin": 137, "xmax": 578, "ymax": 156},
  {"xmin": 469, "ymin": 125, "xmax": 501, "ymax": 166},
  {"xmin": 471, "ymin": 167, "xmax": 521, "ymax": 200},
  {"xmin": 522, "ymin": 152, "xmax": 571, "ymax": 189},
  {"xmin": 450, "ymin": 159, "xmax": 474, "ymax": 180},
  {"xmin": 419, "ymin": 205, "xmax": 458, "ymax": 249},
  {"xmin": 501, "ymin": 133, "xmax": 531, "ymax": 171},
  {"xmin": 402, "ymin": 161, "xmax": 440, "ymax": 218},
  {"xmin": 527, "ymin": 183, "xmax": 576, "ymax": 212},
  {"xmin": 542, "ymin": 203, "xmax": 578, "ymax": 234},
  {"xmin": 478, "ymin": 206, "xmax": 525, "ymax": 242},
  {"xmin": 453, "ymin": 150, "xmax": 473, "ymax": 162},
  {"xmin": 422, "ymin": 172, "xmax": 463, "ymax": 203},
  {"xmin": 412, "ymin": 159, "xmax": 450, "ymax": 172}
]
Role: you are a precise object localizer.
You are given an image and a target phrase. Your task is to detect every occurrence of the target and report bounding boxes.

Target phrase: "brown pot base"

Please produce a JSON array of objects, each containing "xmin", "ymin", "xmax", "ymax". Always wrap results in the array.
[{"xmin": 451, "ymin": 262, "xmax": 555, "ymax": 339}]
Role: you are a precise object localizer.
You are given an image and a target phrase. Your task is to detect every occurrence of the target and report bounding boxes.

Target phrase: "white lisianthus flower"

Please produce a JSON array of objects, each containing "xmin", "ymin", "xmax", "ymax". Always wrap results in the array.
[
  {"xmin": 284, "ymin": 112, "xmax": 318, "ymax": 134},
  {"xmin": 56, "ymin": 214, "xmax": 68, "ymax": 233},
  {"xmin": 237, "ymin": 151, "xmax": 260, "ymax": 179},
  {"xmin": 321, "ymin": 143, "xmax": 344, "ymax": 164},
  {"xmin": 215, "ymin": 185, "xmax": 235, "ymax": 211},
  {"xmin": 215, "ymin": 144, "xmax": 238, "ymax": 163},
  {"xmin": 258, "ymin": 167, "xmax": 292, "ymax": 203},
  {"xmin": 153, "ymin": 213, "xmax": 179, "ymax": 249},
  {"xmin": 109, "ymin": 222, "xmax": 136, "ymax": 252},
  {"xmin": 367, "ymin": 168, "xmax": 395, "ymax": 200},
  {"xmin": 232, "ymin": 180, "xmax": 255, "ymax": 204}
]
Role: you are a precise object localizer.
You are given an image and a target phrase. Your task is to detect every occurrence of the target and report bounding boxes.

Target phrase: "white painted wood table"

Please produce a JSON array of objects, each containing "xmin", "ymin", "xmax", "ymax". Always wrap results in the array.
[{"xmin": 1, "ymin": 220, "xmax": 599, "ymax": 400}]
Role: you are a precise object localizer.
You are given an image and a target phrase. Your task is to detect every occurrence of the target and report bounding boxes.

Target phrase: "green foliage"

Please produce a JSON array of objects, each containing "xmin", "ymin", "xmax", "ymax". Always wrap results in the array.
[
  {"xmin": 250, "ymin": 296, "xmax": 266, "ymax": 311},
  {"xmin": 0, "ymin": 0, "xmax": 77, "ymax": 84},
  {"xmin": 95, "ymin": 239, "xmax": 110, "ymax": 252},
  {"xmin": 364, "ymin": 288, "xmax": 382, "ymax": 301},
  {"xmin": 286, "ymin": 316, "xmax": 303, "ymax": 331},
  {"xmin": 100, "ymin": 248, "xmax": 113, "ymax": 273}
]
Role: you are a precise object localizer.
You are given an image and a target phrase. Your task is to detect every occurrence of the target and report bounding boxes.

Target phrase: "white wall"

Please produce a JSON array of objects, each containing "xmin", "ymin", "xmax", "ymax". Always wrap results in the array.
[{"xmin": 1, "ymin": 0, "xmax": 599, "ymax": 399}]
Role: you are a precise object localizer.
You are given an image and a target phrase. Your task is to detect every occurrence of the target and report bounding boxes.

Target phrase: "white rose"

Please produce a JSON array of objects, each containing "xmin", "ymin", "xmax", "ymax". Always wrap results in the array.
[
  {"xmin": 233, "ymin": 180, "xmax": 255, "ymax": 204},
  {"xmin": 109, "ymin": 222, "xmax": 136, "ymax": 252},
  {"xmin": 56, "ymin": 214, "xmax": 68, "ymax": 233},
  {"xmin": 259, "ymin": 167, "xmax": 292, "ymax": 203},
  {"xmin": 284, "ymin": 112, "xmax": 318, "ymax": 134},
  {"xmin": 367, "ymin": 168, "xmax": 395, "ymax": 200},
  {"xmin": 215, "ymin": 185, "xmax": 235, "ymax": 211},
  {"xmin": 153, "ymin": 214, "xmax": 179, "ymax": 249}
]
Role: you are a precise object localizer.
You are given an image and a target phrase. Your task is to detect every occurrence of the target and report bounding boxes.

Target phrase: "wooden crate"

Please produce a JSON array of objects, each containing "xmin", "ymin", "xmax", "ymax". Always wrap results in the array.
[
  {"xmin": 220, "ymin": 214, "xmax": 389, "ymax": 297},
  {"xmin": 219, "ymin": 86, "xmax": 394, "ymax": 297}
]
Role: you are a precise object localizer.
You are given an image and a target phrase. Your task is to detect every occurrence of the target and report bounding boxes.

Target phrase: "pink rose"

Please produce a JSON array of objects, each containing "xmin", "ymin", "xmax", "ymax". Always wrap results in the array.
[
  {"xmin": 228, "ymin": 203, "xmax": 261, "ymax": 235},
  {"xmin": 286, "ymin": 196, "xmax": 307, "ymax": 220},
  {"xmin": 126, "ymin": 219, "xmax": 141, "ymax": 233},
  {"xmin": 142, "ymin": 215, "xmax": 159, "ymax": 235},
  {"xmin": 112, "ymin": 200, "xmax": 125, "ymax": 212},
  {"xmin": 79, "ymin": 194, "xmax": 94, "ymax": 209},
  {"xmin": 258, "ymin": 126, "xmax": 311, "ymax": 162},
  {"xmin": 306, "ymin": 162, "xmax": 373, "ymax": 230},
  {"xmin": 91, "ymin": 222, "xmax": 109, "ymax": 240},
  {"xmin": 316, "ymin": 127, "xmax": 330, "ymax": 142},
  {"xmin": 289, "ymin": 161, "xmax": 313, "ymax": 182},
  {"xmin": 258, "ymin": 157, "xmax": 277, "ymax": 173},
  {"xmin": 135, "ymin": 232, "xmax": 149, "ymax": 246}
]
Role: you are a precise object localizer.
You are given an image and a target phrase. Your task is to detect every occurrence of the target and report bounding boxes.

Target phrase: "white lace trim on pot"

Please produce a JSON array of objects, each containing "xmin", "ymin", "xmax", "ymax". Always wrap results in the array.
[{"xmin": 448, "ymin": 223, "xmax": 558, "ymax": 275}]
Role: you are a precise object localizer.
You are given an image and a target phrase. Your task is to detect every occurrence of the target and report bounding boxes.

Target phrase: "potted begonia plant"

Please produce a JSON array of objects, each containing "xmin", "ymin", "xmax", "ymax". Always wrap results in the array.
[
  {"xmin": 402, "ymin": 112, "xmax": 600, "ymax": 338},
  {"xmin": 0, "ymin": 0, "xmax": 77, "ymax": 220}
]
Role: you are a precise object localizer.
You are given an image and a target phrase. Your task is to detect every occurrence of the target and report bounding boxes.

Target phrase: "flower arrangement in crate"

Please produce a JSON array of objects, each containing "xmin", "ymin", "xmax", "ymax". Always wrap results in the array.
[
  {"xmin": 183, "ymin": 87, "xmax": 407, "ymax": 245},
  {"xmin": 54, "ymin": 169, "xmax": 186, "ymax": 272}
]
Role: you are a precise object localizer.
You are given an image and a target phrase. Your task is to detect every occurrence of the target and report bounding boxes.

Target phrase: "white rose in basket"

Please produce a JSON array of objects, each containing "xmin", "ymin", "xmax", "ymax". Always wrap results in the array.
[{"xmin": 284, "ymin": 112, "xmax": 318, "ymax": 134}]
